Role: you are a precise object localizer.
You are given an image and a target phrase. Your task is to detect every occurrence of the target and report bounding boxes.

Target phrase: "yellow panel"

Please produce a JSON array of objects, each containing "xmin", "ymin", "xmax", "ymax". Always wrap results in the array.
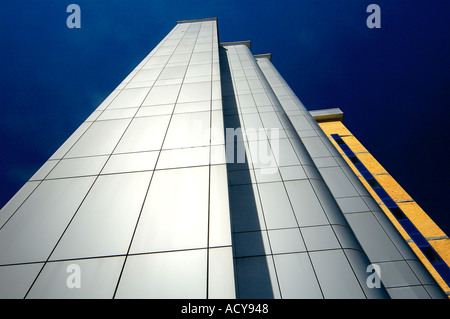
[
  {"xmin": 317, "ymin": 121, "xmax": 352, "ymax": 137},
  {"xmin": 341, "ymin": 136, "xmax": 368, "ymax": 153},
  {"xmin": 375, "ymin": 174, "xmax": 413, "ymax": 202},
  {"xmin": 397, "ymin": 201, "xmax": 447, "ymax": 239},
  {"xmin": 341, "ymin": 151, "xmax": 388, "ymax": 177},
  {"xmin": 356, "ymin": 152, "xmax": 388, "ymax": 175}
]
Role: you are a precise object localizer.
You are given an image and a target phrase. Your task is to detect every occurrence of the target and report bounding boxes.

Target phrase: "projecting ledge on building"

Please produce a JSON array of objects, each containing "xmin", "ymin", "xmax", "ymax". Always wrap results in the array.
[
  {"xmin": 254, "ymin": 53, "xmax": 272, "ymax": 61},
  {"xmin": 309, "ymin": 108, "xmax": 344, "ymax": 122},
  {"xmin": 220, "ymin": 41, "xmax": 252, "ymax": 49},
  {"xmin": 177, "ymin": 17, "xmax": 218, "ymax": 24}
]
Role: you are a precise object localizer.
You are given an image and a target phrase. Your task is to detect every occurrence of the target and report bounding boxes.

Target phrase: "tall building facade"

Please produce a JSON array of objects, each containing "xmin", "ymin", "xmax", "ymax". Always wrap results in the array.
[{"xmin": 0, "ymin": 18, "xmax": 448, "ymax": 299}]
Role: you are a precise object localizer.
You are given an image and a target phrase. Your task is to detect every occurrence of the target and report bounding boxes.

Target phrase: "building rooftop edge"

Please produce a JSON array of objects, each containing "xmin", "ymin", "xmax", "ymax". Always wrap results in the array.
[
  {"xmin": 220, "ymin": 41, "xmax": 251, "ymax": 50},
  {"xmin": 177, "ymin": 17, "xmax": 218, "ymax": 24},
  {"xmin": 309, "ymin": 108, "xmax": 344, "ymax": 122},
  {"xmin": 254, "ymin": 53, "xmax": 272, "ymax": 61}
]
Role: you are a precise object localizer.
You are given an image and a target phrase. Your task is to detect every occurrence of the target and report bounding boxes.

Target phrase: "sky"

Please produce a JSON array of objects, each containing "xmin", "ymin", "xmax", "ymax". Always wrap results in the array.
[{"xmin": 0, "ymin": 1, "xmax": 449, "ymax": 234}]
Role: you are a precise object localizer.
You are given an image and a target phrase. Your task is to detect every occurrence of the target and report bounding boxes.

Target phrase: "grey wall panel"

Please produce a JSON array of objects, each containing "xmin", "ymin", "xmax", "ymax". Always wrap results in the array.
[
  {"xmin": 49, "ymin": 172, "xmax": 153, "ymax": 260},
  {"xmin": 27, "ymin": 257, "xmax": 124, "ymax": 299},
  {"xmin": 0, "ymin": 181, "xmax": 40, "ymax": 229},
  {"xmin": 0, "ymin": 176, "xmax": 96, "ymax": 265},
  {"xmin": 0, "ymin": 263, "xmax": 43, "ymax": 299},
  {"xmin": 115, "ymin": 249, "xmax": 208, "ymax": 299}
]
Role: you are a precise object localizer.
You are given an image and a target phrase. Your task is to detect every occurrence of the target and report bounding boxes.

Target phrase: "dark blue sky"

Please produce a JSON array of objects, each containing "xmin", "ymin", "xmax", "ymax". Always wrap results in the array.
[{"xmin": 1, "ymin": 1, "xmax": 449, "ymax": 234}]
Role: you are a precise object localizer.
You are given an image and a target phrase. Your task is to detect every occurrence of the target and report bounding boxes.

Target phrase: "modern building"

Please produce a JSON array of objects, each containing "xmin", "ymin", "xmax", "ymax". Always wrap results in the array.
[{"xmin": 0, "ymin": 18, "xmax": 448, "ymax": 299}]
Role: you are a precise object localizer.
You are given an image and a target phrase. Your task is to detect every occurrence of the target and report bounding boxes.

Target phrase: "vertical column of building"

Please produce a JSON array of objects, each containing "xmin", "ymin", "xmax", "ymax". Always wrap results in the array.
[
  {"xmin": 256, "ymin": 57, "xmax": 446, "ymax": 298},
  {"xmin": 111, "ymin": 19, "xmax": 235, "ymax": 299},
  {"xmin": 0, "ymin": 19, "xmax": 235, "ymax": 299},
  {"xmin": 220, "ymin": 43, "xmax": 388, "ymax": 299}
]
